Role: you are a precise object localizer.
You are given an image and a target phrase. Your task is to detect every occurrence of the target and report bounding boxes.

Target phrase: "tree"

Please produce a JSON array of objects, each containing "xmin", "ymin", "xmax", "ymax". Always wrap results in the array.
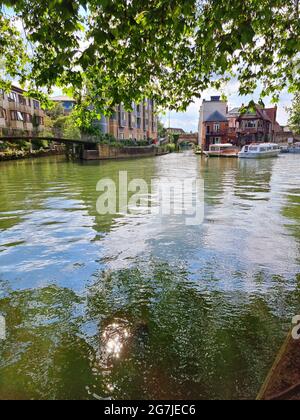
[
  {"xmin": 172, "ymin": 134, "xmax": 180, "ymax": 145},
  {"xmin": 1, "ymin": 1, "xmax": 300, "ymax": 113},
  {"xmin": 46, "ymin": 102, "xmax": 65, "ymax": 120},
  {"xmin": 40, "ymin": 115, "xmax": 54, "ymax": 138},
  {"xmin": 288, "ymin": 94, "xmax": 300, "ymax": 134},
  {"xmin": 157, "ymin": 119, "xmax": 166, "ymax": 139},
  {"xmin": 53, "ymin": 115, "xmax": 81, "ymax": 139}
]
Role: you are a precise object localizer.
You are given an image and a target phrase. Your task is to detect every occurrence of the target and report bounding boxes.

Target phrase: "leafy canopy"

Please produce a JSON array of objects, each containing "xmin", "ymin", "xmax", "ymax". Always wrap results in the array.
[
  {"xmin": 288, "ymin": 93, "xmax": 300, "ymax": 133},
  {"xmin": 1, "ymin": 0, "xmax": 300, "ymax": 113}
]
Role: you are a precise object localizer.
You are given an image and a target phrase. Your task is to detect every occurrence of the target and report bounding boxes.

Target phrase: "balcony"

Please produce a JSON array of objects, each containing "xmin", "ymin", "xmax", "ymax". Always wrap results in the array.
[
  {"xmin": 0, "ymin": 97, "xmax": 6, "ymax": 108},
  {"xmin": 24, "ymin": 123, "xmax": 33, "ymax": 132},
  {"xmin": 8, "ymin": 101, "xmax": 18, "ymax": 111},
  {"xmin": 10, "ymin": 121, "xmax": 24, "ymax": 130},
  {"xmin": 0, "ymin": 118, "xmax": 6, "ymax": 128},
  {"xmin": 236, "ymin": 127, "xmax": 265, "ymax": 134},
  {"xmin": 33, "ymin": 109, "xmax": 44, "ymax": 118},
  {"xmin": 206, "ymin": 130, "xmax": 228, "ymax": 136}
]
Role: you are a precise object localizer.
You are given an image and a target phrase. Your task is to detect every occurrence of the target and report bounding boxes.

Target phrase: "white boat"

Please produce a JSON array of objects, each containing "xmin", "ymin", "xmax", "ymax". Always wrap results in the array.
[
  {"xmin": 238, "ymin": 143, "xmax": 281, "ymax": 159},
  {"xmin": 204, "ymin": 143, "xmax": 239, "ymax": 158},
  {"xmin": 288, "ymin": 142, "xmax": 300, "ymax": 154}
]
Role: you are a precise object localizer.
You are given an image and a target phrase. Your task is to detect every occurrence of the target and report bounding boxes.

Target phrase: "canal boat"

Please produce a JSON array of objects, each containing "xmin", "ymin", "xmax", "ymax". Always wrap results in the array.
[
  {"xmin": 204, "ymin": 143, "xmax": 239, "ymax": 158},
  {"xmin": 238, "ymin": 143, "xmax": 281, "ymax": 159}
]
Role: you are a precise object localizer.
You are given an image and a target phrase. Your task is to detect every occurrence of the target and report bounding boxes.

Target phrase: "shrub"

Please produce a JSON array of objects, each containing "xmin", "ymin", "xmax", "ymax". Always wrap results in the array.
[
  {"xmin": 32, "ymin": 139, "xmax": 49, "ymax": 149},
  {"xmin": 166, "ymin": 143, "xmax": 176, "ymax": 152}
]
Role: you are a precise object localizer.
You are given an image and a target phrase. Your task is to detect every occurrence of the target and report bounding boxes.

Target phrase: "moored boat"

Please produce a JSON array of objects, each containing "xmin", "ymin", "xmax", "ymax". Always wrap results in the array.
[
  {"xmin": 204, "ymin": 143, "xmax": 239, "ymax": 158},
  {"xmin": 288, "ymin": 142, "xmax": 300, "ymax": 154},
  {"xmin": 194, "ymin": 146, "xmax": 203, "ymax": 155},
  {"xmin": 238, "ymin": 143, "xmax": 280, "ymax": 159}
]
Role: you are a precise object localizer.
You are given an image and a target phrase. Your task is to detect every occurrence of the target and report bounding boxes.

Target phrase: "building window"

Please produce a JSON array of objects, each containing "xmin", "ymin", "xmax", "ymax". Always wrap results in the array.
[
  {"xmin": 152, "ymin": 116, "xmax": 156, "ymax": 132},
  {"xmin": 245, "ymin": 120, "xmax": 256, "ymax": 128},
  {"xmin": 118, "ymin": 105, "xmax": 126, "ymax": 127},
  {"xmin": 10, "ymin": 111, "xmax": 24, "ymax": 121},
  {"xmin": 0, "ymin": 107, "xmax": 6, "ymax": 119},
  {"xmin": 17, "ymin": 111, "xmax": 24, "ymax": 121},
  {"xmin": 212, "ymin": 137, "xmax": 221, "ymax": 144},
  {"xmin": 214, "ymin": 123, "xmax": 220, "ymax": 132},
  {"xmin": 136, "ymin": 104, "xmax": 141, "ymax": 113},
  {"xmin": 22, "ymin": 113, "xmax": 32, "ymax": 123},
  {"xmin": 18, "ymin": 95, "xmax": 27, "ymax": 105},
  {"xmin": 119, "ymin": 132, "xmax": 125, "ymax": 140},
  {"xmin": 8, "ymin": 92, "xmax": 17, "ymax": 102},
  {"xmin": 206, "ymin": 125, "xmax": 210, "ymax": 134},
  {"xmin": 33, "ymin": 100, "xmax": 40, "ymax": 110}
]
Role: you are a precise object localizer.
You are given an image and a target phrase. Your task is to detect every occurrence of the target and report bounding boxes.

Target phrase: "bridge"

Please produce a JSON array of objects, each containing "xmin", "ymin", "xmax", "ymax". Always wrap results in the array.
[
  {"xmin": 178, "ymin": 133, "xmax": 198, "ymax": 145},
  {"xmin": 0, "ymin": 131, "xmax": 102, "ymax": 161}
]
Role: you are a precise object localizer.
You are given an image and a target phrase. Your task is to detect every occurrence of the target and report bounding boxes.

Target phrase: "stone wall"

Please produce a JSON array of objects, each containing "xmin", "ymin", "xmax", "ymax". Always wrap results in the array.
[{"xmin": 83, "ymin": 144, "xmax": 164, "ymax": 160}]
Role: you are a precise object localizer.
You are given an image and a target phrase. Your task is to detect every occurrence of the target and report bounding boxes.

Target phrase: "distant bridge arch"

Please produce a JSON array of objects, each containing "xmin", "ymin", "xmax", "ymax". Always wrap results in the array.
[{"xmin": 178, "ymin": 133, "xmax": 198, "ymax": 145}]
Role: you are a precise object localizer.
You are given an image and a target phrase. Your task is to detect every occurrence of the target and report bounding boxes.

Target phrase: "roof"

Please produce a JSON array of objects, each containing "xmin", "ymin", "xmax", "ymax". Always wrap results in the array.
[
  {"xmin": 51, "ymin": 95, "xmax": 75, "ymax": 102},
  {"xmin": 228, "ymin": 107, "xmax": 240, "ymax": 115},
  {"xmin": 205, "ymin": 110, "xmax": 228, "ymax": 122},
  {"xmin": 11, "ymin": 85, "xmax": 26, "ymax": 94},
  {"xmin": 166, "ymin": 127, "xmax": 185, "ymax": 132},
  {"xmin": 238, "ymin": 106, "xmax": 272, "ymax": 122},
  {"xmin": 257, "ymin": 108, "xmax": 272, "ymax": 122},
  {"xmin": 264, "ymin": 107, "xmax": 277, "ymax": 124}
]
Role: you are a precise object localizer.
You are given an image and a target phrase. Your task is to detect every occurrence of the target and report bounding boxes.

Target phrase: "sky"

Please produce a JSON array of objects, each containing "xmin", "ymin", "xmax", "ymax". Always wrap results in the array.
[{"xmin": 161, "ymin": 80, "xmax": 293, "ymax": 133}]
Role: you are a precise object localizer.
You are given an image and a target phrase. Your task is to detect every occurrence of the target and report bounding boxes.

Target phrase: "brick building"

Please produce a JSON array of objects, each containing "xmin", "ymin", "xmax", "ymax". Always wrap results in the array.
[
  {"xmin": 107, "ymin": 100, "xmax": 158, "ymax": 141},
  {"xmin": 0, "ymin": 86, "xmax": 45, "ymax": 136},
  {"xmin": 237, "ymin": 105, "xmax": 274, "ymax": 145},
  {"xmin": 51, "ymin": 97, "xmax": 158, "ymax": 142},
  {"xmin": 203, "ymin": 110, "xmax": 229, "ymax": 150},
  {"xmin": 198, "ymin": 96, "xmax": 282, "ymax": 150}
]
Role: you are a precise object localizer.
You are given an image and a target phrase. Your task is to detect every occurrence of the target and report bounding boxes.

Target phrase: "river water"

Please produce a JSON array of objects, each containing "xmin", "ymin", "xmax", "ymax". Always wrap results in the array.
[{"xmin": 0, "ymin": 152, "xmax": 299, "ymax": 400}]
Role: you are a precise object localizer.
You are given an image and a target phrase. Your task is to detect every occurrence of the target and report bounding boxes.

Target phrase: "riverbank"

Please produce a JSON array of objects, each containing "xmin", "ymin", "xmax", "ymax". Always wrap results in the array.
[
  {"xmin": 82, "ymin": 144, "xmax": 170, "ymax": 160},
  {"xmin": 0, "ymin": 149, "xmax": 64, "ymax": 162}
]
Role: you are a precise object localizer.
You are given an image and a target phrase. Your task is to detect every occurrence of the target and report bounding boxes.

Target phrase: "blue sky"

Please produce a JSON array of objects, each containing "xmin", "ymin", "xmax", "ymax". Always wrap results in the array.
[{"xmin": 161, "ymin": 81, "xmax": 293, "ymax": 132}]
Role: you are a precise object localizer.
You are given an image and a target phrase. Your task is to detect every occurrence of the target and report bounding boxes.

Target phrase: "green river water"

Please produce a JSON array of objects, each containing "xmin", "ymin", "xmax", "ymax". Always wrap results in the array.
[{"xmin": 0, "ymin": 151, "xmax": 299, "ymax": 400}]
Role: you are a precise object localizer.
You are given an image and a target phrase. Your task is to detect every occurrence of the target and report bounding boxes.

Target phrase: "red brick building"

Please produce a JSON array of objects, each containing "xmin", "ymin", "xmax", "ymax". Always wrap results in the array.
[
  {"xmin": 203, "ymin": 110, "xmax": 229, "ymax": 150},
  {"xmin": 199, "ymin": 96, "xmax": 282, "ymax": 150},
  {"xmin": 237, "ymin": 105, "xmax": 275, "ymax": 146}
]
